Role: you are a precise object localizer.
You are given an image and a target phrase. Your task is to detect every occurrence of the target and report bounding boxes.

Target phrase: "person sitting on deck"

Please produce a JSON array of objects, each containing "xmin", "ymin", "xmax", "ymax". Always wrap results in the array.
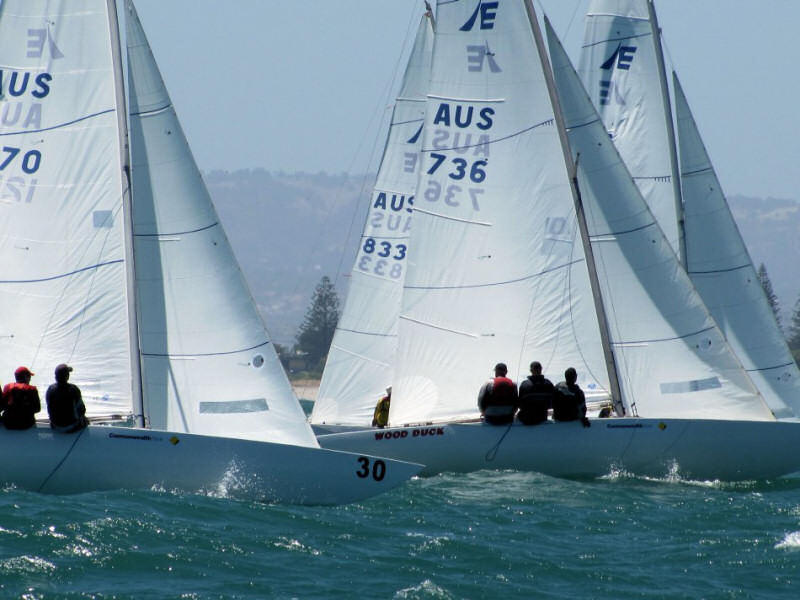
[
  {"xmin": 477, "ymin": 363, "xmax": 518, "ymax": 425},
  {"xmin": 46, "ymin": 363, "xmax": 89, "ymax": 433},
  {"xmin": 517, "ymin": 361, "xmax": 556, "ymax": 425},
  {"xmin": 372, "ymin": 386, "xmax": 391, "ymax": 428},
  {"xmin": 1, "ymin": 366, "xmax": 41, "ymax": 430},
  {"xmin": 553, "ymin": 367, "xmax": 590, "ymax": 428}
]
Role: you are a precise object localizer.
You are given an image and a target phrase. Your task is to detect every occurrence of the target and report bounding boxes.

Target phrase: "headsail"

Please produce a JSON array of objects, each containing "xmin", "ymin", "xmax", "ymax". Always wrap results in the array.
[
  {"xmin": 124, "ymin": 1, "xmax": 317, "ymax": 446},
  {"xmin": 312, "ymin": 11, "xmax": 434, "ymax": 427},
  {"xmin": 0, "ymin": 0, "xmax": 133, "ymax": 417},
  {"xmin": 389, "ymin": 0, "xmax": 608, "ymax": 426},
  {"xmin": 675, "ymin": 73, "xmax": 800, "ymax": 420},
  {"xmin": 546, "ymin": 18, "xmax": 774, "ymax": 421}
]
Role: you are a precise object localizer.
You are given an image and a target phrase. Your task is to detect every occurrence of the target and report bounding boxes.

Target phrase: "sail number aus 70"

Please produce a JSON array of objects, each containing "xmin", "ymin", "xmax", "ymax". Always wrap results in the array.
[
  {"xmin": 0, "ymin": 146, "xmax": 41, "ymax": 174},
  {"xmin": 356, "ymin": 456, "xmax": 386, "ymax": 481}
]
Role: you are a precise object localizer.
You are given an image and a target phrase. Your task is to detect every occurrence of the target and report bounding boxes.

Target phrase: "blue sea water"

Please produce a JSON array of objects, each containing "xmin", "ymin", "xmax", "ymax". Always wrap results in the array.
[{"xmin": 2, "ymin": 470, "xmax": 799, "ymax": 599}]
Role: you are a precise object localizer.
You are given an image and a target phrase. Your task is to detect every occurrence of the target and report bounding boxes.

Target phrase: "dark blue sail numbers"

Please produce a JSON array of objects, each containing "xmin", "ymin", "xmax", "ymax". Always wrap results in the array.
[
  {"xmin": 0, "ymin": 27, "xmax": 65, "ymax": 204},
  {"xmin": 424, "ymin": 102, "xmax": 492, "ymax": 211},
  {"xmin": 358, "ymin": 192, "xmax": 412, "ymax": 280},
  {"xmin": 0, "ymin": 67, "xmax": 51, "ymax": 204}
]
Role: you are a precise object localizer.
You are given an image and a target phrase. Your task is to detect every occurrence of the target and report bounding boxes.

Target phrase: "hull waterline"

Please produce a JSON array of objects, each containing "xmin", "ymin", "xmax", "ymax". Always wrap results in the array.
[
  {"xmin": 318, "ymin": 418, "xmax": 800, "ymax": 481},
  {"xmin": 0, "ymin": 424, "xmax": 422, "ymax": 504}
]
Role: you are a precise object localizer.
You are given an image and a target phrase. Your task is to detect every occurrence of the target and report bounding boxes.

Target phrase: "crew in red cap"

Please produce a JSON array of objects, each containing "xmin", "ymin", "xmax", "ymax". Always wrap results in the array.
[{"xmin": 1, "ymin": 366, "xmax": 41, "ymax": 430}]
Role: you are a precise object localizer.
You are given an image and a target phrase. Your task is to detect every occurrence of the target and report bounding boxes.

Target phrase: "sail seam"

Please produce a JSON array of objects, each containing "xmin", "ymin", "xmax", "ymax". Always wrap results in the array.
[
  {"xmin": 591, "ymin": 220, "xmax": 657, "ymax": 239},
  {"xmin": 611, "ymin": 325, "xmax": 715, "ymax": 345},
  {"xmin": 130, "ymin": 104, "xmax": 172, "ymax": 118},
  {"xmin": 404, "ymin": 258, "xmax": 585, "ymax": 290},
  {"xmin": 135, "ymin": 222, "xmax": 219, "ymax": 237},
  {"xmin": 0, "ymin": 108, "xmax": 116, "ymax": 137},
  {"xmin": 0, "ymin": 259, "xmax": 123, "ymax": 284},
  {"xmin": 141, "ymin": 340, "xmax": 271, "ymax": 359},
  {"xmin": 335, "ymin": 326, "xmax": 397, "ymax": 338},
  {"xmin": 688, "ymin": 264, "xmax": 750, "ymax": 275},
  {"xmin": 422, "ymin": 117, "xmax": 554, "ymax": 152},
  {"xmin": 580, "ymin": 31, "xmax": 650, "ymax": 49},
  {"xmin": 328, "ymin": 344, "xmax": 390, "ymax": 367},
  {"xmin": 746, "ymin": 362, "xmax": 798, "ymax": 373},
  {"xmin": 681, "ymin": 167, "xmax": 713, "ymax": 177},
  {"xmin": 428, "ymin": 94, "xmax": 505, "ymax": 103},
  {"xmin": 398, "ymin": 315, "xmax": 479, "ymax": 338},
  {"xmin": 411, "ymin": 206, "xmax": 491, "ymax": 226}
]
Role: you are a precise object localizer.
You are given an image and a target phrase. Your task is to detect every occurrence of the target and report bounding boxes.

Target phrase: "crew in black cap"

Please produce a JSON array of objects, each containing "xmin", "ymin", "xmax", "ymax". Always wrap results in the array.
[{"xmin": 46, "ymin": 364, "xmax": 88, "ymax": 433}]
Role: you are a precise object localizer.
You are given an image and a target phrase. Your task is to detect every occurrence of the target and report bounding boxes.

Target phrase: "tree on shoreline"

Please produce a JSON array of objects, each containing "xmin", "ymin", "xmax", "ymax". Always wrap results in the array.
[
  {"xmin": 757, "ymin": 263, "xmax": 781, "ymax": 327},
  {"xmin": 296, "ymin": 276, "xmax": 340, "ymax": 372}
]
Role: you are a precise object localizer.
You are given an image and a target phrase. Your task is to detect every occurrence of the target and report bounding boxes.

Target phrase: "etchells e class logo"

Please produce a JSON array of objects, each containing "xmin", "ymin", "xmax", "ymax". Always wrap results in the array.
[
  {"xmin": 598, "ymin": 43, "xmax": 637, "ymax": 105},
  {"xmin": 461, "ymin": 1, "xmax": 501, "ymax": 73}
]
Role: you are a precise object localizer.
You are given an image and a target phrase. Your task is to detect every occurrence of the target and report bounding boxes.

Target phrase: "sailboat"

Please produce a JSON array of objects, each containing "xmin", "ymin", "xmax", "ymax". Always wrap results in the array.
[
  {"xmin": 318, "ymin": 0, "xmax": 800, "ymax": 481},
  {"xmin": 311, "ymin": 7, "xmax": 435, "ymax": 432},
  {"xmin": 577, "ymin": 0, "xmax": 800, "ymax": 421},
  {"xmin": 0, "ymin": 0, "xmax": 421, "ymax": 503}
]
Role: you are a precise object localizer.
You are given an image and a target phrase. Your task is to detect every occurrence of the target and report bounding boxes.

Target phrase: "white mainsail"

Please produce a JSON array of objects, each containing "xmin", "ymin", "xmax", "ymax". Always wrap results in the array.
[
  {"xmin": 546, "ymin": 17, "xmax": 773, "ymax": 421},
  {"xmin": 125, "ymin": 1, "xmax": 316, "ymax": 445},
  {"xmin": 389, "ymin": 0, "xmax": 608, "ymax": 426},
  {"xmin": 577, "ymin": 0, "xmax": 799, "ymax": 420},
  {"xmin": 311, "ymin": 11, "xmax": 434, "ymax": 427},
  {"xmin": 0, "ymin": 0, "xmax": 133, "ymax": 417}
]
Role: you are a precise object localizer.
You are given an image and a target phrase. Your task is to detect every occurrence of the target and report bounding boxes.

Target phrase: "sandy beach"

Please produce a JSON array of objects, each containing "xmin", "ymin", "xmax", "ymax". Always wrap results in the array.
[{"xmin": 291, "ymin": 379, "xmax": 320, "ymax": 402}]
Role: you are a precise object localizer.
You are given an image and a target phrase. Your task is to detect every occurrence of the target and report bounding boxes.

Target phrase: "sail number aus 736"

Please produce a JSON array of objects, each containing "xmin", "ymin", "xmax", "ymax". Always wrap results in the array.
[{"xmin": 356, "ymin": 456, "xmax": 386, "ymax": 481}]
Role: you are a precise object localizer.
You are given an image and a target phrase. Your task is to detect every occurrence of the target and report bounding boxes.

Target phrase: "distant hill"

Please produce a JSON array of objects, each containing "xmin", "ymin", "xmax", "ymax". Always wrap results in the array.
[
  {"xmin": 207, "ymin": 169, "xmax": 369, "ymax": 345},
  {"xmin": 207, "ymin": 169, "xmax": 800, "ymax": 344}
]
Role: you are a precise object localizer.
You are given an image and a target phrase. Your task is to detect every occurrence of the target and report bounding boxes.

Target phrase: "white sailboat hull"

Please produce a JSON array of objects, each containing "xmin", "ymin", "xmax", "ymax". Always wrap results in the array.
[
  {"xmin": 318, "ymin": 419, "xmax": 800, "ymax": 481},
  {"xmin": 0, "ymin": 425, "xmax": 421, "ymax": 504}
]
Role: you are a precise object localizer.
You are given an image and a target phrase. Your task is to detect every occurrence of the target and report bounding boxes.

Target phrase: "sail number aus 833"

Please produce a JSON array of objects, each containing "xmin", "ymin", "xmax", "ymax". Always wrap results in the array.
[{"xmin": 356, "ymin": 456, "xmax": 386, "ymax": 481}]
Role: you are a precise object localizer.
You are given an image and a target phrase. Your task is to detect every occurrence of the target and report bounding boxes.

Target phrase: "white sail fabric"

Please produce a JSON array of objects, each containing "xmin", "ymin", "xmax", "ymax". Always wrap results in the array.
[
  {"xmin": 389, "ymin": 0, "xmax": 608, "ymax": 426},
  {"xmin": 312, "ymin": 13, "xmax": 434, "ymax": 427},
  {"xmin": 546, "ymin": 21, "xmax": 774, "ymax": 421},
  {"xmin": 675, "ymin": 74, "xmax": 800, "ymax": 420},
  {"xmin": 577, "ymin": 0, "xmax": 680, "ymax": 256},
  {"xmin": 0, "ymin": 0, "xmax": 133, "ymax": 417},
  {"xmin": 124, "ymin": 2, "xmax": 317, "ymax": 446}
]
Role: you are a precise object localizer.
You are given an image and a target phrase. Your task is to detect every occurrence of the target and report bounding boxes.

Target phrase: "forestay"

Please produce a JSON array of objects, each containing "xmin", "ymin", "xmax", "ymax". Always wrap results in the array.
[
  {"xmin": 125, "ymin": 2, "xmax": 317, "ymax": 446},
  {"xmin": 0, "ymin": 0, "xmax": 133, "ymax": 417},
  {"xmin": 546, "ymin": 20, "xmax": 774, "ymax": 421},
  {"xmin": 389, "ymin": 0, "xmax": 608, "ymax": 426},
  {"xmin": 312, "ymin": 12, "xmax": 434, "ymax": 427}
]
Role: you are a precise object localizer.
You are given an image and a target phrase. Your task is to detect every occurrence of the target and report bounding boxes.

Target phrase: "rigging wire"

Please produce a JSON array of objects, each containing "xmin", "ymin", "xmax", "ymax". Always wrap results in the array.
[{"xmin": 293, "ymin": 3, "xmax": 421, "ymax": 299}]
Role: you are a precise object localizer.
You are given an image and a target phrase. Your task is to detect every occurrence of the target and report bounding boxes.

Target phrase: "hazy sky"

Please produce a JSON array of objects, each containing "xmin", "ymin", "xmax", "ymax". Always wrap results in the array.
[{"xmin": 133, "ymin": 0, "xmax": 800, "ymax": 200}]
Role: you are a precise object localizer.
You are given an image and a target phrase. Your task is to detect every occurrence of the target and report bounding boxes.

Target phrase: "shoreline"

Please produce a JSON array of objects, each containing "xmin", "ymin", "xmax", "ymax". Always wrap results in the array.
[{"xmin": 291, "ymin": 379, "xmax": 320, "ymax": 402}]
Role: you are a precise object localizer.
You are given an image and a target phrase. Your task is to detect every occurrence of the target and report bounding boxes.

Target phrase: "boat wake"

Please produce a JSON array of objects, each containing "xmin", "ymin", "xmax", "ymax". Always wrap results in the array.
[{"xmin": 775, "ymin": 531, "xmax": 800, "ymax": 550}]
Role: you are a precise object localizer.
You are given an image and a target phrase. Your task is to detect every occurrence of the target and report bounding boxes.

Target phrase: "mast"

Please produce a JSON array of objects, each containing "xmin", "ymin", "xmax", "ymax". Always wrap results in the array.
[
  {"xmin": 107, "ymin": 0, "xmax": 145, "ymax": 427},
  {"xmin": 648, "ymin": 0, "xmax": 686, "ymax": 269},
  {"xmin": 523, "ymin": 1, "xmax": 625, "ymax": 415}
]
